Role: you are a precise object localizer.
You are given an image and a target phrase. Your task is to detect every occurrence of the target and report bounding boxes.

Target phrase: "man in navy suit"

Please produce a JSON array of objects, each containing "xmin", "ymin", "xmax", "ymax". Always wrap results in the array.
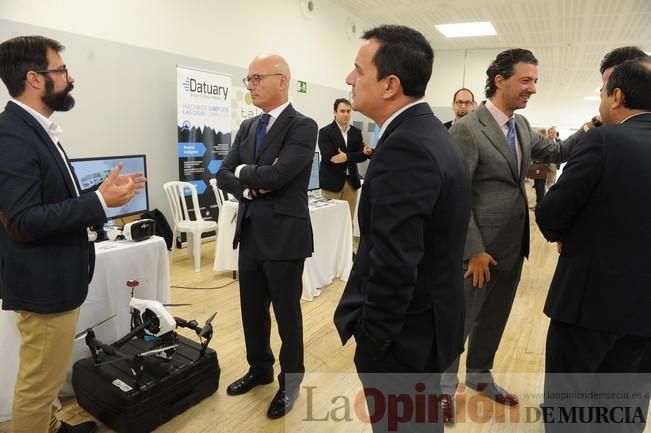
[
  {"xmin": 334, "ymin": 25, "xmax": 471, "ymax": 433},
  {"xmin": 318, "ymin": 98, "xmax": 368, "ymax": 220},
  {"xmin": 217, "ymin": 53, "xmax": 317, "ymax": 419},
  {"xmin": 537, "ymin": 51, "xmax": 651, "ymax": 433},
  {"xmin": 0, "ymin": 35, "xmax": 144, "ymax": 433}
]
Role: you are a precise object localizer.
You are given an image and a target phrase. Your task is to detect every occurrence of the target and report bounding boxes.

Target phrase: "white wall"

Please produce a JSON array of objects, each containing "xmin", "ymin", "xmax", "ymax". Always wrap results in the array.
[
  {"xmin": 1, "ymin": 1, "xmax": 593, "ymax": 128},
  {"xmin": 0, "ymin": 0, "xmax": 366, "ymax": 92},
  {"xmin": 1, "ymin": 0, "xmax": 596, "ymax": 147}
]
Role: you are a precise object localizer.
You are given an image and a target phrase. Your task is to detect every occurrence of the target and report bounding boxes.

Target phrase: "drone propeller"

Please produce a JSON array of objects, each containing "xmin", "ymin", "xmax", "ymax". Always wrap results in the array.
[
  {"xmin": 162, "ymin": 303, "xmax": 192, "ymax": 307},
  {"xmin": 198, "ymin": 312, "xmax": 217, "ymax": 338},
  {"xmin": 94, "ymin": 344, "xmax": 179, "ymax": 367},
  {"xmin": 74, "ymin": 314, "xmax": 118, "ymax": 341},
  {"xmin": 139, "ymin": 345, "xmax": 179, "ymax": 357}
]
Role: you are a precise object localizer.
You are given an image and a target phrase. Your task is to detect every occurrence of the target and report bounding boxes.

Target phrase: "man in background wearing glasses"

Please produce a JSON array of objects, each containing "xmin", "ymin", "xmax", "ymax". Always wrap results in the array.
[
  {"xmin": 443, "ymin": 88, "xmax": 476, "ymax": 130},
  {"xmin": 0, "ymin": 36, "xmax": 144, "ymax": 433},
  {"xmin": 217, "ymin": 54, "xmax": 317, "ymax": 420}
]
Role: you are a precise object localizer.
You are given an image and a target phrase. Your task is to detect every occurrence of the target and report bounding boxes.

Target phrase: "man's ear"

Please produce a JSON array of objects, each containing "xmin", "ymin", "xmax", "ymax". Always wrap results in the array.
[
  {"xmin": 494, "ymin": 74, "xmax": 505, "ymax": 91},
  {"xmin": 611, "ymin": 87, "xmax": 625, "ymax": 110},
  {"xmin": 24, "ymin": 71, "xmax": 46, "ymax": 91},
  {"xmin": 383, "ymin": 74, "xmax": 401, "ymax": 99},
  {"xmin": 279, "ymin": 74, "xmax": 289, "ymax": 91}
]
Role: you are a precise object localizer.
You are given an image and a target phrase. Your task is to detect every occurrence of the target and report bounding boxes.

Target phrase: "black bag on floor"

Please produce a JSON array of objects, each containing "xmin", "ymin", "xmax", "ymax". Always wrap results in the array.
[
  {"xmin": 72, "ymin": 335, "xmax": 220, "ymax": 433},
  {"xmin": 140, "ymin": 209, "xmax": 173, "ymax": 249}
]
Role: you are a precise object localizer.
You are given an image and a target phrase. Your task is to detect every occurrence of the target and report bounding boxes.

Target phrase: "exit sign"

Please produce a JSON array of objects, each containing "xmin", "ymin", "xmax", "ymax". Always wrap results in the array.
[{"xmin": 297, "ymin": 80, "xmax": 307, "ymax": 94}]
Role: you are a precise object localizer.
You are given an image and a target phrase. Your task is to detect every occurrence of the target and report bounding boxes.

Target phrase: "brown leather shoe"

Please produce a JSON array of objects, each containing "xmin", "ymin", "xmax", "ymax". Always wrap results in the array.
[
  {"xmin": 466, "ymin": 381, "xmax": 519, "ymax": 406},
  {"xmin": 440, "ymin": 393, "xmax": 455, "ymax": 424}
]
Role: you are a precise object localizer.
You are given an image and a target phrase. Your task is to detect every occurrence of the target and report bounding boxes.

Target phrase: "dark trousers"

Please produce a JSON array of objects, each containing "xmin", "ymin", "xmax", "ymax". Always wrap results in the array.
[
  {"xmin": 442, "ymin": 259, "xmax": 523, "ymax": 391},
  {"xmin": 238, "ymin": 221, "xmax": 305, "ymax": 391},
  {"xmin": 544, "ymin": 319, "xmax": 651, "ymax": 433},
  {"xmin": 354, "ymin": 323, "xmax": 442, "ymax": 433},
  {"xmin": 534, "ymin": 178, "xmax": 546, "ymax": 205}
]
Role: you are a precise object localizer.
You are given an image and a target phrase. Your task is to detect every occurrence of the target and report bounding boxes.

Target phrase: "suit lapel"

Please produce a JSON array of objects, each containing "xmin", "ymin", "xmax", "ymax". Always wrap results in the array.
[
  {"xmin": 256, "ymin": 104, "xmax": 295, "ymax": 162},
  {"xmin": 514, "ymin": 115, "xmax": 529, "ymax": 181},
  {"xmin": 477, "ymin": 104, "xmax": 519, "ymax": 181},
  {"xmin": 6, "ymin": 102, "xmax": 78, "ymax": 197}
]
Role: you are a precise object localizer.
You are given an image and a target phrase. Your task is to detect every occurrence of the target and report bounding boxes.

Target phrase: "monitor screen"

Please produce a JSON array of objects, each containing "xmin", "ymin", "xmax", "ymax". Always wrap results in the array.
[
  {"xmin": 308, "ymin": 152, "xmax": 320, "ymax": 191},
  {"xmin": 70, "ymin": 154, "xmax": 149, "ymax": 220}
]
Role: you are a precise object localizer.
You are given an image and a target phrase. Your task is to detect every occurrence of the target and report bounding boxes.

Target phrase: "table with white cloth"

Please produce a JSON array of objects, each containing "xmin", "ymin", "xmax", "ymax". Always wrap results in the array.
[
  {"xmin": 0, "ymin": 236, "xmax": 170, "ymax": 421},
  {"xmin": 213, "ymin": 199, "xmax": 353, "ymax": 301}
]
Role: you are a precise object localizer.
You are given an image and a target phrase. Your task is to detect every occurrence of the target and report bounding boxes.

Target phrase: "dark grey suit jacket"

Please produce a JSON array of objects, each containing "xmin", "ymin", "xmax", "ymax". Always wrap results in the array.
[
  {"xmin": 217, "ymin": 103, "xmax": 318, "ymax": 260},
  {"xmin": 450, "ymin": 101, "xmax": 584, "ymax": 269}
]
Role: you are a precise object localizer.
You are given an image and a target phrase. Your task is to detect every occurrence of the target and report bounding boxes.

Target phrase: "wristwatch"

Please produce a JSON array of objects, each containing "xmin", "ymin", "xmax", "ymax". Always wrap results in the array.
[{"xmin": 591, "ymin": 116, "xmax": 603, "ymax": 127}]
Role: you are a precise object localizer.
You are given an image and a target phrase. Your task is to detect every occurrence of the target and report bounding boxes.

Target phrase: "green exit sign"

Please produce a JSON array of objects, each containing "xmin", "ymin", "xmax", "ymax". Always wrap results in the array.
[{"xmin": 297, "ymin": 80, "xmax": 307, "ymax": 94}]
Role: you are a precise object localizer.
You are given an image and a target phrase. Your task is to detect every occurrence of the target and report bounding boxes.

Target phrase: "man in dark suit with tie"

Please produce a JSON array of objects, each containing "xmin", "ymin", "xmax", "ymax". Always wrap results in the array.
[
  {"xmin": 0, "ymin": 35, "xmax": 144, "ymax": 433},
  {"xmin": 318, "ymin": 98, "xmax": 368, "ymax": 220},
  {"xmin": 216, "ymin": 53, "xmax": 317, "ymax": 420},
  {"xmin": 443, "ymin": 48, "xmax": 588, "ymax": 423},
  {"xmin": 334, "ymin": 25, "xmax": 471, "ymax": 433},
  {"xmin": 537, "ymin": 52, "xmax": 651, "ymax": 433},
  {"xmin": 443, "ymin": 88, "xmax": 475, "ymax": 130}
]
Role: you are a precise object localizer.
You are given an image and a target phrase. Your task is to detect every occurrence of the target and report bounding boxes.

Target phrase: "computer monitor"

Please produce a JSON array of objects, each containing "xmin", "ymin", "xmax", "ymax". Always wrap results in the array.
[
  {"xmin": 308, "ymin": 152, "xmax": 320, "ymax": 191},
  {"xmin": 69, "ymin": 154, "xmax": 149, "ymax": 220}
]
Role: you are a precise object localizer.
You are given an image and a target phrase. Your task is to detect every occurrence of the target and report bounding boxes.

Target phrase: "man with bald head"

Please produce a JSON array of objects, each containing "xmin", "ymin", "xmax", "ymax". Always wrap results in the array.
[
  {"xmin": 217, "ymin": 54, "xmax": 317, "ymax": 419},
  {"xmin": 443, "ymin": 88, "xmax": 476, "ymax": 129}
]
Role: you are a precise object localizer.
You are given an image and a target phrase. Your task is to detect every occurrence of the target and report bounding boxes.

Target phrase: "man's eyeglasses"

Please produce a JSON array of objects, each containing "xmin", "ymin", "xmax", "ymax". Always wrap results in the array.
[
  {"xmin": 33, "ymin": 67, "xmax": 69, "ymax": 81},
  {"xmin": 454, "ymin": 100, "xmax": 474, "ymax": 106},
  {"xmin": 242, "ymin": 73, "xmax": 283, "ymax": 86}
]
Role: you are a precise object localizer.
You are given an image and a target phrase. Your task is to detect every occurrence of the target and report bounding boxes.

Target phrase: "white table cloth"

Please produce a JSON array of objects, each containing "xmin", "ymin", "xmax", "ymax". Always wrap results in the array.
[
  {"xmin": 214, "ymin": 199, "xmax": 353, "ymax": 301},
  {"xmin": 0, "ymin": 236, "xmax": 170, "ymax": 421}
]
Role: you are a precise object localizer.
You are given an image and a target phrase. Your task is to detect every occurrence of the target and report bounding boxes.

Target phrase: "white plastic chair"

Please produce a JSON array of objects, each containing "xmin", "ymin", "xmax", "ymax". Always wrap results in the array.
[
  {"xmin": 163, "ymin": 181, "xmax": 218, "ymax": 272},
  {"xmin": 208, "ymin": 178, "xmax": 226, "ymax": 210}
]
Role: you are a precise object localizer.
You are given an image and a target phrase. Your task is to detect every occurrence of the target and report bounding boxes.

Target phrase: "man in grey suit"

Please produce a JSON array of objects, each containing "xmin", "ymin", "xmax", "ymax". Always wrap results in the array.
[{"xmin": 441, "ymin": 48, "xmax": 589, "ymax": 423}]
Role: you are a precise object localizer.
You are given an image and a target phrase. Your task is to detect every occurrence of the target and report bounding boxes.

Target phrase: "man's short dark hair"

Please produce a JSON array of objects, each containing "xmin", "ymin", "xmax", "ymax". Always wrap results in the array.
[
  {"xmin": 452, "ymin": 87, "xmax": 475, "ymax": 103},
  {"xmin": 606, "ymin": 58, "xmax": 651, "ymax": 111},
  {"xmin": 600, "ymin": 46, "xmax": 648, "ymax": 74},
  {"xmin": 362, "ymin": 25, "xmax": 433, "ymax": 98},
  {"xmin": 485, "ymin": 49, "xmax": 538, "ymax": 98},
  {"xmin": 0, "ymin": 35, "xmax": 64, "ymax": 97},
  {"xmin": 333, "ymin": 98, "xmax": 351, "ymax": 112}
]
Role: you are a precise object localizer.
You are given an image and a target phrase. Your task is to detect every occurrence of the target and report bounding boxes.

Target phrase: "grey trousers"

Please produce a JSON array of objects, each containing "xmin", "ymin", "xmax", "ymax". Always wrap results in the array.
[{"xmin": 441, "ymin": 258, "xmax": 524, "ymax": 394}]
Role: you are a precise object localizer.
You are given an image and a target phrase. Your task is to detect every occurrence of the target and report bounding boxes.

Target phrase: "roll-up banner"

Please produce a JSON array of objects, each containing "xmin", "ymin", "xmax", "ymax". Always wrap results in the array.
[{"xmin": 176, "ymin": 66, "xmax": 232, "ymax": 224}]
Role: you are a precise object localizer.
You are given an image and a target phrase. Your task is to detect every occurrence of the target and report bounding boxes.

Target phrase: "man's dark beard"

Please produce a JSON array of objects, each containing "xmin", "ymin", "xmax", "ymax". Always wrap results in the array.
[{"xmin": 42, "ymin": 76, "xmax": 75, "ymax": 112}]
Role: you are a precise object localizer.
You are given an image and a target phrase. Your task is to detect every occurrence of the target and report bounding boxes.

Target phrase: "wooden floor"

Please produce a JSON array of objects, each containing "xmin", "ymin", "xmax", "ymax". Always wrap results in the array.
[{"xmin": 2, "ymin": 183, "xmax": 649, "ymax": 432}]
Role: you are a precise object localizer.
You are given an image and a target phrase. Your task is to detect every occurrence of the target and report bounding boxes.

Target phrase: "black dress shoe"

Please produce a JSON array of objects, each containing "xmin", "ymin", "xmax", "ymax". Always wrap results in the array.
[
  {"xmin": 227, "ymin": 371, "xmax": 274, "ymax": 396},
  {"xmin": 267, "ymin": 388, "xmax": 298, "ymax": 419},
  {"xmin": 57, "ymin": 421, "xmax": 98, "ymax": 433}
]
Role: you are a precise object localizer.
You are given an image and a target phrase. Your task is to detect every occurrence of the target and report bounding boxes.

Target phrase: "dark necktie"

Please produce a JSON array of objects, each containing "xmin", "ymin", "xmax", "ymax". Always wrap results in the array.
[
  {"xmin": 506, "ymin": 118, "xmax": 518, "ymax": 165},
  {"xmin": 254, "ymin": 113, "xmax": 271, "ymax": 159}
]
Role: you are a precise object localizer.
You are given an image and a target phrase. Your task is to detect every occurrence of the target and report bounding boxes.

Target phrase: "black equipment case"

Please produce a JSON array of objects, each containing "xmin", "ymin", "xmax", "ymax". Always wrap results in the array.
[{"xmin": 72, "ymin": 334, "xmax": 220, "ymax": 433}]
